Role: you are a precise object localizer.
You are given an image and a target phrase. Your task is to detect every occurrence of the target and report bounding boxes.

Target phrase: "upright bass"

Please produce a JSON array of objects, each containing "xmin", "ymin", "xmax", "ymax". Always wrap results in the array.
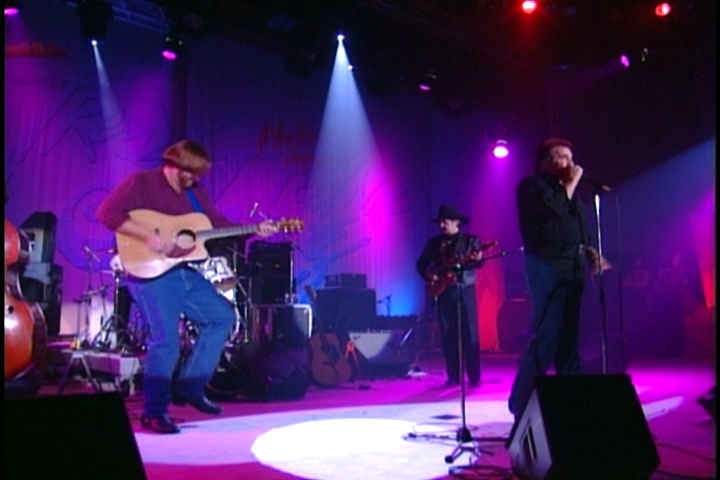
[{"xmin": 5, "ymin": 218, "xmax": 47, "ymax": 383}]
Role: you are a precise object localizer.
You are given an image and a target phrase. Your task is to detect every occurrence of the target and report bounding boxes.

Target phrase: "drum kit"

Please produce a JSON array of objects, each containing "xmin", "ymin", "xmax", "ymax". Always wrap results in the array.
[
  {"xmin": 75, "ymin": 237, "xmax": 293, "ymax": 360},
  {"xmin": 73, "ymin": 246, "xmax": 148, "ymax": 355}
]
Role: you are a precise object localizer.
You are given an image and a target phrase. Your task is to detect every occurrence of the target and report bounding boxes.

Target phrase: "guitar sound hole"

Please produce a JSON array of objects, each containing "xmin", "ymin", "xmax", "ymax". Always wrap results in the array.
[{"xmin": 176, "ymin": 230, "xmax": 196, "ymax": 249}]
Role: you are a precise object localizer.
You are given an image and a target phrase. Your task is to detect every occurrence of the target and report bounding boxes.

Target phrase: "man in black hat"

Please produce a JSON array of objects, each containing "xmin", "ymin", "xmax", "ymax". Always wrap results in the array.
[{"xmin": 417, "ymin": 205, "xmax": 484, "ymax": 387}]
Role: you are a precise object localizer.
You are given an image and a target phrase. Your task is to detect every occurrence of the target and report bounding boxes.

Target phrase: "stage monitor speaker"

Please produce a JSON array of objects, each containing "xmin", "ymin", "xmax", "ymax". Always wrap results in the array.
[
  {"xmin": 4, "ymin": 392, "xmax": 147, "ymax": 479},
  {"xmin": 348, "ymin": 329, "xmax": 414, "ymax": 377},
  {"xmin": 315, "ymin": 287, "xmax": 376, "ymax": 333},
  {"xmin": 508, "ymin": 374, "xmax": 659, "ymax": 480}
]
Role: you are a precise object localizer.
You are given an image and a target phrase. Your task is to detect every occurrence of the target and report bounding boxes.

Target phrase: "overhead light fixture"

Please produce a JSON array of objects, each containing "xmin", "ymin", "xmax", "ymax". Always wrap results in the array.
[
  {"xmin": 521, "ymin": 0, "xmax": 537, "ymax": 15},
  {"xmin": 162, "ymin": 33, "xmax": 183, "ymax": 61},
  {"xmin": 4, "ymin": 1, "xmax": 21, "ymax": 16},
  {"xmin": 654, "ymin": 2, "xmax": 671, "ymax": 17},
  {"xmin": 492, "ymin": 139, "xmax": 510, "ymax": 159},
  {"xmin": 418, "ymin": 69, "xmax": 438, "ymax": 93},
  {"xmin": 77, "ymin": 0, "xmax": 113, "ymax": 43}
]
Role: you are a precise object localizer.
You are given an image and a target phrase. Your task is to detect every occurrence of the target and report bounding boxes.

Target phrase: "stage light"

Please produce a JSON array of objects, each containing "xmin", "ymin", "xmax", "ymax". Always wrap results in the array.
[
  {"xmin": 620, "ymin": 54, "xmax": 630, "ymax": 68},
  {"xmin": 655, "ymin": 2, "xmax": 671, "ymax": 17},
  {"xmin": 347, "ymin": 65, "xmax": 354, "ymax": 71},
  {"xmin": 492, "ymin": 139, "xmax": 509, "ymax": 159},
  {"xmin": 521, "ymin": 0, "xmax": 537, "ymax": 14},
  {"xmin": 337, "ymin": 33, "xmax": 344, "ymax": 42},
  {"xmin": 162, "ymin": 33, "xmax": 183, "ymax": 61},
  {"xmin": 77, "ymin": 1, "xmax": 113, "ymax": 41},
  {"xmin": 418, "ymin": 68, "xmax": 438, "ymax": 93},
  {"xmin": 4, "ymin": 0, "xmax": 21, "ymax": 16},
  {"xmin": 91, "ymin": 39, "xmax": 98, "ymax": 46}
]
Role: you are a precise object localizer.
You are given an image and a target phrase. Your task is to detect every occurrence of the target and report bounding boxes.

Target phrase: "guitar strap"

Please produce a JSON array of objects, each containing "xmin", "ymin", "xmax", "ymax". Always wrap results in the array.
[{"xmin": 185, "ymin": 189, "xmax": 205, "ymax": 214}]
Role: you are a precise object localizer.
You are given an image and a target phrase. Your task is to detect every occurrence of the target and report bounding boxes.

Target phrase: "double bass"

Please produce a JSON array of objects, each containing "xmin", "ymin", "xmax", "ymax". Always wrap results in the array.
[{"xmin": 5, "ymin": 218, "xmax": 47, "ymax": 382}]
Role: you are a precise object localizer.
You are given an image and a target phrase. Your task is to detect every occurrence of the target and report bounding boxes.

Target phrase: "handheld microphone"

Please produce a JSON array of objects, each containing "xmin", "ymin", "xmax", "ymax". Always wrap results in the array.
[{"xmin": 582, "ymin": 177, "xmax": 612, "ymax": 192}]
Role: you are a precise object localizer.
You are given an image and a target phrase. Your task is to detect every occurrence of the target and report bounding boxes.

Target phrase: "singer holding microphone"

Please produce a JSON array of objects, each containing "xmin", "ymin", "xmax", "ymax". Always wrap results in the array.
[{"xmin": 507, "ymin": 138, "xmax": 609, "ymax": 441}]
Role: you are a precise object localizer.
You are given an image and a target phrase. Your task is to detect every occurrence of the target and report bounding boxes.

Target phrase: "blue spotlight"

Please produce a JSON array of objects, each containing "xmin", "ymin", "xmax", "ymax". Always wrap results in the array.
[
  {"xmin": 91, "ymin": 39, "xmax": 98, "ymax": 46},
  {"xmin": 337, "ymin": 33, "xmax": 344, "ymax": 42},
  {"xmin": 348, "ymin": 65, "xmax": 354, "ymax": 71}
]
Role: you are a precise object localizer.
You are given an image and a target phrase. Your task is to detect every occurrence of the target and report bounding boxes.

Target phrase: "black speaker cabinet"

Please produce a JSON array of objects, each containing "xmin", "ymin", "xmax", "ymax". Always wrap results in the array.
[
  {"xmin": 315, "ymin": 287, "xmax": 377, "ymax": 333},
  {"xmin": 508, "ymin": 374, "xmax": 659, "ymax": 480},
  {"xmin": 4, "ymin": 392, "xmax": 146, "ymax": 479},
  {"xmin": 20, "ymin": 211, "xmax": 57, "ymax": 263},
  {"xmin": 249, "ymin": 304, "xmax": 312, "ymax": 347}
]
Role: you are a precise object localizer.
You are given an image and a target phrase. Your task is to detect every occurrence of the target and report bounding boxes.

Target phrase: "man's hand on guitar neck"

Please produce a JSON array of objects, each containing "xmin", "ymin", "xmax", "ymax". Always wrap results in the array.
[{"xmin": 257, "ymin": 219, "xmax": 279, "ymax": 237}]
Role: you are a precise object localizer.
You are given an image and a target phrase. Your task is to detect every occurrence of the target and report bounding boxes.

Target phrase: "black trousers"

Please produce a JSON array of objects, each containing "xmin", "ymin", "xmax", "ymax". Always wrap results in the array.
[
  {"xmin": 508, "ymin": 254, "xmax": 584, "ymax": 417},
  {"xmin": 436, "ymin": 284, "xmax": 481, "ymax": 384}
]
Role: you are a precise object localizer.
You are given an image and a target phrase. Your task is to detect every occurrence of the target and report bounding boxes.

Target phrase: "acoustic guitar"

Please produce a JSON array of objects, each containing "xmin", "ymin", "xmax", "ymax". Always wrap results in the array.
[
  {"xmin": 424, "ymin": 240, "xmax": 498, "ymax": 297},
  {"xmin": 305, "ymin": 285, "xmax": 352, "ymax": 387},
  {"xmin": 116, "ymin": 209, "xmax": 303, "ymax": 279}
]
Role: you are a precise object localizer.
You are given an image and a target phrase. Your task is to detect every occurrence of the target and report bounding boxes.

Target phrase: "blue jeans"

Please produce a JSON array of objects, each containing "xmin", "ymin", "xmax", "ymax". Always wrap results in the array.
[
  {"xmin": 508, "ymin": 253, "xmax": 584, "ymax": 417},
  {"xmin": 128, "ymin": 267, "xmax": 235, "ymax": 417}
]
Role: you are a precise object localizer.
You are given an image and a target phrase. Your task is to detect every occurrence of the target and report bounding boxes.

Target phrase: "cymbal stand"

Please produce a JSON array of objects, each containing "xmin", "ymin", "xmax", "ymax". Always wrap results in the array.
[
  {"xmin": 91, "ymin": 269, "xmax": 131, "ymax": 353},
  {"xmin": 73, "ymin": 247, "xmax": 108, "ymax": 349},
  {"xmin": 225, "ymin": 243, "xmax": 250, "ymax": 344}
]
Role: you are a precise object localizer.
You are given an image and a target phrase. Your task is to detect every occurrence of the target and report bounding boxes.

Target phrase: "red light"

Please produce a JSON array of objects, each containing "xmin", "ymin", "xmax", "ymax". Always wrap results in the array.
[
  {"xmin": 522, "ymin": 1, "xmax": 537, "ymax": 14},
  {"xmin": 655, "ymin": 2, "xmax": 671, "ymax": 17}
]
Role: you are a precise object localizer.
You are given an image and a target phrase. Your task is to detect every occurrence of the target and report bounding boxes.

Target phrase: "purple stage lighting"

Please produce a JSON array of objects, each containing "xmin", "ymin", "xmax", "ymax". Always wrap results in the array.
[
  {"xmin": 162, "ymin": 49, "xmax": 177, "ymax": 61},
  {"xmin": 620, "ymin": 54, "xmax": 631, "ymax": 68},
  {"xmin": 4, "ymin": 6, "xmax": 19, "ymax": 16},
  {"xmin": 418, "ymin": 83, "xmax": 431, "ymax": 92},
  {"xmin": 492, "ymin": 140, "xmax": 509, "ymax": 159}
]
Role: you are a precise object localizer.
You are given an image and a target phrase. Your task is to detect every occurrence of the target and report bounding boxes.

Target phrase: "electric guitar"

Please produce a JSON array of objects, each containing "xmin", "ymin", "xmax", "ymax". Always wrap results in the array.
[
  {"xmin": 424, "ymin": 240, "xmax": 499, "ymax": 297},
  {"xmin": 116, "ymin": 209, "xmax": 303, "ymax": 279}
]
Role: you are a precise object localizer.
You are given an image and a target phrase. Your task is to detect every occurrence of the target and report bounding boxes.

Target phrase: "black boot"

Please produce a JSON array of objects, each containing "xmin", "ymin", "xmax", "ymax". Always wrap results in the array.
[{"xmin": 140, "ymin": 414, "xmax": 180, "ymax": 434}]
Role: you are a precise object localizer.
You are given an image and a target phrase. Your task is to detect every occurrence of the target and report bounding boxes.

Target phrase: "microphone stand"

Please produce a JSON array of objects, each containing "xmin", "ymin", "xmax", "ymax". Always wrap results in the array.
[{"xmin": 593, "ymin": 192, "xmax": 610, "ymax": 374}]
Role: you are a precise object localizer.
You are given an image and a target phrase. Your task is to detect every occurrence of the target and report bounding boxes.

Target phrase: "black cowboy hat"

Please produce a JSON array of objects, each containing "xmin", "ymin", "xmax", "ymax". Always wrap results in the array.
[{"xmin": 431, "ymin": 205, "xmax": 469, "ymax": 225}]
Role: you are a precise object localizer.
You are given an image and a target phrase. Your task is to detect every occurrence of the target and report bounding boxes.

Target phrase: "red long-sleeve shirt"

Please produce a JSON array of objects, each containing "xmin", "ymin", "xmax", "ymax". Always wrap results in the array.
[{"xmin": 96, "ymin": 167, "xmax": 234, "ymax": 231}]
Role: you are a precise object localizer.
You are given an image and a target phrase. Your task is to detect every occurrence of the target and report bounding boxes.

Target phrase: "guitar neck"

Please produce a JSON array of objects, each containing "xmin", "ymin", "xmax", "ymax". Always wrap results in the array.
[{"xmin": 196, "ymin": 224, "xmax": 258, "ymax": 241}]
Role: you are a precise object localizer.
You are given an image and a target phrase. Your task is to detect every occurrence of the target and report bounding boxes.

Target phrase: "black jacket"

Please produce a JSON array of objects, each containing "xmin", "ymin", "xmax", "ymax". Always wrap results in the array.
[
  {"xmin": 517, "ymin": 172, "xmax": 590, "ymax": 271},
  {"xmin": 417, "ymin": 232, "xmax": 482, "ymax": 287}
]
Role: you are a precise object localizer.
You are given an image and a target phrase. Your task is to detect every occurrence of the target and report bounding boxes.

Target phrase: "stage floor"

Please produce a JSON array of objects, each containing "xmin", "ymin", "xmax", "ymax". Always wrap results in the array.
[{"xmin": 38, "ymin": 353, "xmax": 715, "ymax": 480}]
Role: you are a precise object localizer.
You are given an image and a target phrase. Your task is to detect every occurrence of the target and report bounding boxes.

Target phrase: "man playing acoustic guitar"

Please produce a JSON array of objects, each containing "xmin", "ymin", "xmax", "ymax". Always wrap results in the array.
[
  {"xmin": 97, "ymin": 140, "xmax": 277, "ymax": 433},
  {"xmin": 417, "ymin": 205, "xmax": 490, "ymax": 388}
]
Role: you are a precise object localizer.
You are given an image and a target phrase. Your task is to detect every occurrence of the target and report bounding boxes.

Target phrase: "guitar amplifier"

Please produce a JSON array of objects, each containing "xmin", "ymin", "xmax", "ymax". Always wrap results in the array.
[
  {"xmin": 324, "ymin": 273, "xmax": 367, "ymax": 289},
  {"xmin": 315, "ymin": 288, "xmax": 376, "ymax": 334},
  {"xmin": 249, "ymin": 304, "xmax": 312, "ymax": 347},
  {"xmin": 249, "ymin": 241, "xmax": 292, "ymax": 304}
]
